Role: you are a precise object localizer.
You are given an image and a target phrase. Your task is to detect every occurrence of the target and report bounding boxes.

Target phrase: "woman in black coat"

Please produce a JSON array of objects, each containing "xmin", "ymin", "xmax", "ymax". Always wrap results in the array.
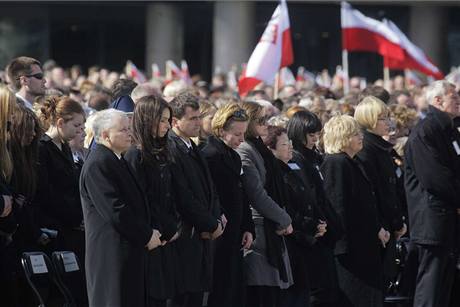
[
  {"xmin": 354, "ymin": 97, "xmax": 407, "ymax": 290},
  {"xmin": 287, "ymin": 110, "xmax": 340, "ymax": 307},
  {"xmin": 265, "ymin": 125, "xmax": 327, "ymax": 307},
  {"xmin": 321, "ymin": 115, "xmax": 388, "ymax": 307},
  {"xmin": 201, "ymin": 103, "xmax": 255, "ymax": 307},
  {"xmin": 124, "ymin": 95, "xmax": 181, "ymax": 307},
  {"xmin": 36, "ymin": 96, "xmax": 86, "ymax": 258}
]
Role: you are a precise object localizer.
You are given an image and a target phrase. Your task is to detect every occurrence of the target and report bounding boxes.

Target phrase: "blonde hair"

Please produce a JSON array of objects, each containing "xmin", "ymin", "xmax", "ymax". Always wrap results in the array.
[
  {"xmin": 199, "ymin": 101, "xmax": 217, "ymax": 117},
  {"xmin": 390, "ymin": 104, "xmax": 418, "ymax": 131},
  {"xmin": 323, "ymin": 114, "xmax": 361, "ymax": 154},
  {"xmin": 84, "ymin": 112, "xmax": 98, "ymax": 148},
  {"xmin": 0, "ymin": 85, "xmax": 15, "ymax": 181},
  {"xmin": 354, "ymin": 96, "xmax": 388, "ymax": 131},
  {"xmin": 211, "ymin": 103, "xmax": 248, "ymax": 137}
]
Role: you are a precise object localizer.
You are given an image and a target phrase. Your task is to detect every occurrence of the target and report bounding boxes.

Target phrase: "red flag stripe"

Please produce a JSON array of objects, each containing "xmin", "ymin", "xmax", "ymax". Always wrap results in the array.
[{"xmin": 342, "ymin": 27, "xmax": 405, "ymax": 61}]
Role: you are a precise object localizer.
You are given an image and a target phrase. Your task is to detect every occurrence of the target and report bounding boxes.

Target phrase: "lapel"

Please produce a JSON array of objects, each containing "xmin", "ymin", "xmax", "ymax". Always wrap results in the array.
[
  {"xmin": 191, "ymin": 141, "xmax": 215, "ymax": 203},
  {"xmin": 98, "ymin": 144, "xmax": 151, "ymax": 221},
  {"xmin": 209, "ymin": 136, "xmax": 241, "ymax": 177},
  {"xmin": 41, "ymin": 135, "xmax": 76, "ymax": 175}
]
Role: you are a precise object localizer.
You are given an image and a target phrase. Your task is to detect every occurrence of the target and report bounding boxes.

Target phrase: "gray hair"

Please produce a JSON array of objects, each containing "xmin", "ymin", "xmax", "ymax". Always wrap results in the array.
[
  {"xmin": 92, "ymin": 109, "xmax": 127, "ymax": 143},
  {"xmin": 425, "ymin": 80, "xmax": 454, "ymax": 105}
]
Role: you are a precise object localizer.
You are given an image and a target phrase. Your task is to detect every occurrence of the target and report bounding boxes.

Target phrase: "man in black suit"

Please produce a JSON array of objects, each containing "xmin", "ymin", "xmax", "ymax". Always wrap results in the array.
[
  {"xmin": 405, "ymin": 80, "xmax": 460, "ymax": 307},
  {"xmin": 80, "ymin": 109, "xmax": 162, "ymax": 307},
  {"xmin": 168, "ymin": 92, "xmax": 224, "ymax": 307}
]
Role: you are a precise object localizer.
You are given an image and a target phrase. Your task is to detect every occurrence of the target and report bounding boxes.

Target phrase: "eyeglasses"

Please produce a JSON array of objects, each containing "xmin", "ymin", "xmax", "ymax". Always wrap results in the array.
[{"xmin": 19, "ymin": 73, "xmax": 44, "ymax": 80}]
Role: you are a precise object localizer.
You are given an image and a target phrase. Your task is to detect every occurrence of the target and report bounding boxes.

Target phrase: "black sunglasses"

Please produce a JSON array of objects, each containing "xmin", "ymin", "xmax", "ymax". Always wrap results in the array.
[{"xmin": 18, "ymin": 73, "xmax": 44, "ymax": 80}]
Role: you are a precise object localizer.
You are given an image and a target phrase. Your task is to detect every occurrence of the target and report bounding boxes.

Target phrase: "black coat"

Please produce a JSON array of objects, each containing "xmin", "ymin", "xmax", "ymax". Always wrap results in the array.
[
  {"xmin": 356, "ymin": 130, "xmax": 404, "ymax": 232},
  {"xmin": 278, "ymin": 160, "xmax": 319, "ymax": 290},
  {"xmin": 168, "ymin": 130, "xmax": 221, "ymax": 293},
  {"xmin": 291, "ymin": 147, "xmax": 340, "ymax": 301},
  {"xmin": 404, "ymin": 106, "xmax": 460, "ymax": 248},
  {"xmin": 124, "ymin": 147, "xmax": 181, "ymax": 300},
  {"xmin": 201, "ymin": 135, "xmax": 255, "ymax": 307},
  {"xmin": 80, "ymin": 144, "xmax": 152, "ymax": 307},
  {"xmin": 291, "ymin": 147, "xmax": 341, "ymax": 244},
  {"xmin": 321, "ymin": 153, "xmax": 382, "ymax": 289},
  {"xmin": 36, "ymin": 135, "xmax": 82, "ymax": 230}
]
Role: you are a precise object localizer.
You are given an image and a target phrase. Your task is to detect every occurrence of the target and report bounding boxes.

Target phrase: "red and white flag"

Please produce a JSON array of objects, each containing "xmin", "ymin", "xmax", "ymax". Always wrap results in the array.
[
  {"xmin": 341, "ymin": 2, "xmax": 404, "ymax": 61},
  {"xmin": 383, "ymin": 19, "xmax": 444, "ymax": 80},
  {"xmin": 238, "ymin": 0, "xmax": 293, "ymax": 97},
  {"xmin": 125, "ymin": 60, "xmax": 146, "ymax": 83},
  {"xmin": 279, "ymin": 67, "xmax": 296, "ymax": 86},
  {"xmin": 151, "ymin": 63, "xmax": 161, "ymax": 79},
  {"xmin": 166, "ymin": 60, "xmax": 181, "ymax": 82},
  {"xmin": 181, "ymin": 60, "xmax": 193, "ymax": 85}
]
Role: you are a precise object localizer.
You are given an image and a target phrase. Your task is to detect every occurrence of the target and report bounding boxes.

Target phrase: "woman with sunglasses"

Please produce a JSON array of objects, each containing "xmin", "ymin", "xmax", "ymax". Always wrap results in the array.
[
  {"xmin": 237, "ymin": 102, "xmax": 294, "ymax": 307},
  {"xmin": 201, "ymin": 103, "xmax": 255, "ymax": 307},
  {"xmin": 124, "ymin": 95, "xmax": 181, "ymax": 307}
]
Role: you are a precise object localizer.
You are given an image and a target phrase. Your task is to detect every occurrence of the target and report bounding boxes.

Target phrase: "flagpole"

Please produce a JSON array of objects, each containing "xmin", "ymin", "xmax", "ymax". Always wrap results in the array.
[
  {"xmin": 384, "ymin": 66, "xmax": 390, "ymax": 91},
  {"xmin": 342, "ymin": 50, "xmax": 349, "ymax": 95}
]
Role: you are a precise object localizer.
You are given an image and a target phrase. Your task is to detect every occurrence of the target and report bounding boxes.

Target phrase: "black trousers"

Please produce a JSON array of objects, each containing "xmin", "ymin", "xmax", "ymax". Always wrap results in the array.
[
  {"xmin": 169, "ymin": 292, "xmax": 204, "ymax": 307},
  {"xmin": 413, "ymin": 244, "xmax": 456, "ymax": 307}
]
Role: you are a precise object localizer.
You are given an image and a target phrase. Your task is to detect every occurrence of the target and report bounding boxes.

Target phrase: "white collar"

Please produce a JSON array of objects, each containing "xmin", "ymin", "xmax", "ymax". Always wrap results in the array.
[
  {"xmin": 15, "ymin": 93, "xmax": 33, "ymax": 110},
  {"xmin": 180, "ymin": 137, "xmax": 193, "ymax": 150}
]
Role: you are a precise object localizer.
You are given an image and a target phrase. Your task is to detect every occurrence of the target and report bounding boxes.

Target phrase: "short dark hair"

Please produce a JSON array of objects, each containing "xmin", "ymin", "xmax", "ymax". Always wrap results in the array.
[
  {"xmin": 169, "ymin": 92, "xmax": 200, "ymax": 119},
  {"xmin": 110, "ymin": 79, "xmax": 137, "ymax": 101},
  {"xmin": 286, "ymin": 110, "xmax": 322, "ymax": 149},
  {"xmin": 6, "ymin": 56, "xmax": 42, "ymax": 91},
  {"xmin": 359, "ymin": 86, "xmax": 390, "ymax": 104},
  {"xmin": 264, "ymin": 126, "xmax": 287, "ymax": 150},
  {"xmin": 88, "ymin": 93, "xmax": 110, "ymax": 111}
]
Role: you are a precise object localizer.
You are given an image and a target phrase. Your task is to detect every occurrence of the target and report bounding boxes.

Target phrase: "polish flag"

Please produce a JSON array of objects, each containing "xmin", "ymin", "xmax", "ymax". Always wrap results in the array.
[
  {"xmin": 181, "ymin": 60, "xmax": 193, "ymax": 85},
  {"xmin": 238, "ymin": 0, "xmax": 293, "ymax": 97},
  {"xmin": 151, "ymin": 63, "xmax": 161, "ymax": 79},
  {"xmin": 279, "ymin": 67, "xmax": 296, "ymax": 86},
  {"xmin": 165, "ymin": 60, "xmax": 181, "ymax": 81},
  {"xmin": 383, "ymin": 19, "xmax": 444, "ymax": 80},
  {"xmin": 125, "ymin": 60, "xmax": 146, "ymax": 83},
  {"xmin": 341, "ymin": 2, "xmax": 404, "ymax": 61}
]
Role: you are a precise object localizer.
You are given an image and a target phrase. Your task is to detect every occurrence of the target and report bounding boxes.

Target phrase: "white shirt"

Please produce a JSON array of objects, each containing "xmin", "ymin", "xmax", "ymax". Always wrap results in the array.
[{"xmin": 15, "ymin": 93, "xmax": 33, "ymax": 110}]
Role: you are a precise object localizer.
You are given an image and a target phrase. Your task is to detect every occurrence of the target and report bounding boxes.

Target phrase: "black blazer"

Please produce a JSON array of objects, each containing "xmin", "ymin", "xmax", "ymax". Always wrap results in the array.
[
  {"xmin": 356, "ymin": 130, "xmax": 404, "ymax": 232},
  {"xmin": 321, "ymin": 153, "xmax": 382, "ymax": 286},
  {"xmin": 404, "ymin": 106, "xmax": 460, "ymax": 248},
  {"xmin": 168, "ymin": 130, "xmax": 221, "ymax": 293},
  {"xmin": 36, "ymin": 134, "xmax": 82, "ymax": 229},
  {"xmin": 201, "ymin": 136, "xmax": 255, "ymax": 243},
  {"xmin": 291, "ymin": 147, "xmax": 341, "ymax": 244}
]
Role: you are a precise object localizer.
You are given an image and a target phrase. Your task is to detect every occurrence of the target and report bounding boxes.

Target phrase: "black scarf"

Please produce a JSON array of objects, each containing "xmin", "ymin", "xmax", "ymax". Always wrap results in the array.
[{"xmin": 246, "ymin": 137, "xmax": 289, "ymax": 282}]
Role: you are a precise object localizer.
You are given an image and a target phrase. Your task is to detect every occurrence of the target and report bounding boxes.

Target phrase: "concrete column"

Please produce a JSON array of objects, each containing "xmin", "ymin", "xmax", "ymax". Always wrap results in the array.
[
  {"xmin": 409, "ymin": 5, "xmax": 447, "ymax": 71},
  {"xmin": 145, "ymin": 3, "xmax": 184, "ymax": 74},
  {"xmin": 213, "ymin": 1, "xmax": 255, "ymax": 73},
  {"xmin": 0, "ymin": 6, "xmax": 50, "ymax": 69}
]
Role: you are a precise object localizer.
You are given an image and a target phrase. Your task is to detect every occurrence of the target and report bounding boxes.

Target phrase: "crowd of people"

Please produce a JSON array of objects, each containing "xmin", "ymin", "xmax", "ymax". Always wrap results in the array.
[{"xmin": 0, "ymin": 56, "xmax": 459, "ymax": 307}]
